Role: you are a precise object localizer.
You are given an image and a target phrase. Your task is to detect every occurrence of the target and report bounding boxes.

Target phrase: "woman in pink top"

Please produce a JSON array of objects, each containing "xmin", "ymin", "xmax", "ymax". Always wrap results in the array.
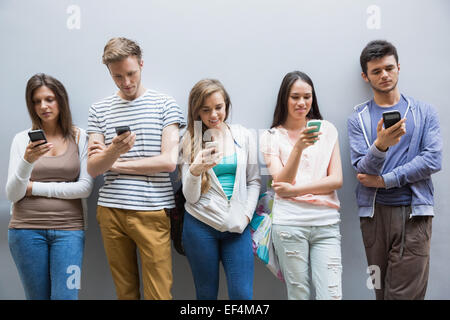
[{"xmin": 260, "ymin": 71, "xmax": 343, "ymax": 300}]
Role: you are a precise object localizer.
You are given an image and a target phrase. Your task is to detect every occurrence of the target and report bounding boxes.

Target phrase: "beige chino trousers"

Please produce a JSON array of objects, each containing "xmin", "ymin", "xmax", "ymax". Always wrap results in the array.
[{"xmin": 97, "ymin": 205, "xmax": 173, "ymax": 300}]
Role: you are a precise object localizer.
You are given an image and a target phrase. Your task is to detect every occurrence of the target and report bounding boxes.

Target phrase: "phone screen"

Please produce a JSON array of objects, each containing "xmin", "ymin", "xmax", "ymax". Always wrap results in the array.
[
  {"xmin": 115, "ymin": 126, "xmax": 131, "ymax": 135},
  {"xmin": 383, "ymin": 111, "xmax": 401, "ymax": 128},
  {"xmin": 28, "ymin": 130, "xmax": 47, "ymax": 145},
  {"xmin": 307, "ymin": 120, "xmax": 322, "ymax": 133}
]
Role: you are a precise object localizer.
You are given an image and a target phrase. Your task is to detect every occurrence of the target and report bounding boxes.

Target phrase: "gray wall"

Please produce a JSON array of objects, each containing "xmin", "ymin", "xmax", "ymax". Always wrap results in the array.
[{"xmin": 0, "ymin": 0, "xmax": 449, "ymax": 299}]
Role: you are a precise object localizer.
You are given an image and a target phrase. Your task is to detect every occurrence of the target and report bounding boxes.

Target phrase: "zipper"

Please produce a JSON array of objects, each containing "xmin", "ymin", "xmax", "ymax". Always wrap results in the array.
[
  {"xmin": 370, "ymin": 148, "xmax": 388, "ymax": 218},
  {"xmin": 370, "ymin": 189, "xmax": 378, "ymax": 218},
  {"xmin": 405, "ymin": 97, "xmax": 415, "ymax": 219},
  {"xmin": 357, "ymin": 106, "xmax": 371, "ymax": 149},
  {"xmin": 358, "ymin": 102, "xmax": 383, "ymax": 218},
  {"xmin": 209, "ymin": 168, "xmax": 229, "ymax": 200},
  {"xmin": 369, "ymin": 143, "xmax": 388, "ymax": 218}
]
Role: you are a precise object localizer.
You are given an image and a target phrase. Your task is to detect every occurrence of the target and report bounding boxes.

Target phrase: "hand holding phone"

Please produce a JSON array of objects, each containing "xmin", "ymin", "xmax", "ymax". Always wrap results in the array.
[
  {"xmin": 115, "ymin": 126, "xmax": 131, "ymax": 135},
  {"xmin": 375, "ymin": 112, "xmax": 406, "ymax": 151},
  {"xmin": 307, "ymin": 120, "xmax": 322, "ymax": 133},
  {"xmin": 205, "ymin": 141, "xmax": 219, "ymax": 154},
  {"xmin": 294, "ymin": 121, "xmax": 321, "ymax": 151},
  {"xmin": 25, "ymin": 129, "xmax": 52, "ymax": 163},
  {"xmin": 306, "ymin": 120, "xmax": 322, "ymax": 144},
  {"xmin": 111, "ymin": 126, "xmax": 135, "ymax": 156},
  {"xmin": 190, "ymin": 144, "xmax": 223, "ymax": 176}
]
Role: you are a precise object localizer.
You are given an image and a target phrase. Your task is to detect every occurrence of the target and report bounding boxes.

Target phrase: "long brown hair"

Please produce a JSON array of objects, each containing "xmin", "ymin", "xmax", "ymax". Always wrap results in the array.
[
  {"xmin": 271, "ymin": 71, "xmax": 323, "ymax": 128},
  {"xmin": 181, "ymin": 79, "xmax": 231, "ymax": 194},
  {"xmin": 25, "ymin": 73, "xmax": 75, "ymax": 139}
]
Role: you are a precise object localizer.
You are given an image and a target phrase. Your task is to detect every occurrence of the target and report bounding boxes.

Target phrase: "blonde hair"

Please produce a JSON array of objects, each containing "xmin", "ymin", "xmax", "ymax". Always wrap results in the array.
[
  {"xmin": 102, "ymin": 37, "xmax": 142, "ymax": 65},
  {"xmin": 181, "ymin": 79, "xmax": 231, "ymax": 194}
]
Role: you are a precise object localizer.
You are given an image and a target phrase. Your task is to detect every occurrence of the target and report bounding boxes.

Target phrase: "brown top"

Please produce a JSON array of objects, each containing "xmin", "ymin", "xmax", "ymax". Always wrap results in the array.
[{"xmin": 9, "ymin": 136, "xmax": 84, "ymax": 230}]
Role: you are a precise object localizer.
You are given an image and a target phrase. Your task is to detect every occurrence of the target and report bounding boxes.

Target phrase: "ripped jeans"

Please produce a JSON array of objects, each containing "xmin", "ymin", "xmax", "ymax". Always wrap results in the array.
[{"xmin": 272, "ymin": 224, "xmax": 342, "ymax": 300}]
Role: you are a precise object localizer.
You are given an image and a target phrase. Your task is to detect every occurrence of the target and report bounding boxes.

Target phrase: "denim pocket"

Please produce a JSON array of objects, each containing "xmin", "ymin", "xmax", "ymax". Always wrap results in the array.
[{"xmin": 7, "ymin": 229, "xmax": 20, "ymax": 247}]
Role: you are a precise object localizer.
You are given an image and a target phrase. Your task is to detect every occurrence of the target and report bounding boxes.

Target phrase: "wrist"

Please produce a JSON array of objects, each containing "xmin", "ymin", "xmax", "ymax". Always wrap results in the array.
[
  {"xmin": 378, "ymin": 176, "xmax": 386, "ymax": 188},
  {"xmin": 292, "ymin": 145, "xmax": 304, "ymax": 154},
  {"xmin": 106, "ymin": 144, "xmax": 122, "ymax": 159},
  {"xmin": 110, "ymin": 161, "xmax": 119, "ymax": 172},
  {"xmin": 23, "ymin": 155, "xmax": 33, "ymax": 164},
  {"xmin": 26, "ymin": 182, "xmax": 33, "ymax": 196},
  {"xmin": 189, "ymin": 165, "xmax": 202, "ymax": 177},
  {"xmin": 293, "ymin": 185, "xmax": 305, "ymax": 197},
  {"xmin": 374, "ymin": 139, "xmax": 388, "ymax": 152}
]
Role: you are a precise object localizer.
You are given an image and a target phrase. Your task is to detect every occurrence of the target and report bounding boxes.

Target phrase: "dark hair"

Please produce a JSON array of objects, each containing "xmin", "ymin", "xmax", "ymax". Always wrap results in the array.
[
  {"xmin": 25, "ymin": 73, "xmax": 75, "ymax": 139},
  {"xmin": 360, "ymin": 40, "xmax": 399, "ymax": 75},
  {"xmin": 271, "ymin": 71, "xmax": 322, "ymax": 128}
]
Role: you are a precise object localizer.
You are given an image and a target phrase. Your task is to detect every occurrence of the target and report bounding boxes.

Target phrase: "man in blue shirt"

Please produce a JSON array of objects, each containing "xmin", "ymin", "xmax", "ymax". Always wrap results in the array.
[{"xmin": 347, "ymin": 40, "xmax": 442, "ymax": 299}]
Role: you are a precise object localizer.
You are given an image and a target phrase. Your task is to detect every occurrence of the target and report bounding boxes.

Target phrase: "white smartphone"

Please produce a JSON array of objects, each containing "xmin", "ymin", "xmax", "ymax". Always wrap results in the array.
[{"xmin": 205, "ymin": 141, "xmax": 219, "ymax": 153}]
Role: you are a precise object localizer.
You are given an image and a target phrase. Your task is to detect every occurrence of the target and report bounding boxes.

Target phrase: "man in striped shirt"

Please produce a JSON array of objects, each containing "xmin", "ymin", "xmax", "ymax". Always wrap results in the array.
[{"xmin": 87, "ymin": 37, "xmax": 185, "ymax": 300}]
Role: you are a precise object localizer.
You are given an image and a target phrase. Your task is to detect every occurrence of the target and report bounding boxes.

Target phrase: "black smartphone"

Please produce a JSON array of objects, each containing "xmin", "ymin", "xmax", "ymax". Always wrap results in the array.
[
  {"xmin": 382, "ymin": 111, "xmax": 401, "ymax": 129},
  {"xmin": 115, "ymin": 126, "xmax": 131, "ymax": 135},
  {"xmin": 28, "ymin": 129, "xmax": 47, "ymax": 146}
]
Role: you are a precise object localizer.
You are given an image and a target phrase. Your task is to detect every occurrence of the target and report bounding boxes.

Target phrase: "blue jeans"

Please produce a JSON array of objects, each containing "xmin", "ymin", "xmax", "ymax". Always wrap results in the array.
[
  {"xmin": 272, "ymin": 223, "xmax": 342, "ymax": 300},
  {"xmin": 8, "ymin": 229, "xmax": 85, "ymax": 300},
  {"xmin": 182, "ymin": 212, "xmax": 253, "ymax": 300}
]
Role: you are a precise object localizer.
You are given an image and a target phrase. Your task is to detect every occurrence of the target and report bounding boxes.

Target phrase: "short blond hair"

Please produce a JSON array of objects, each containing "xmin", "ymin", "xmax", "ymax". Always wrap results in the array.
[{"xmin": 102, "ymin": 37, "xmax": 142, "ymax": 65}]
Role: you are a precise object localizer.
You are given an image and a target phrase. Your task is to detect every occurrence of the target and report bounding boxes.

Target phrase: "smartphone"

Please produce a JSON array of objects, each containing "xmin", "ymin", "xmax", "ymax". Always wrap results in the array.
[
  {"xmin": 28, "ymin": 129, "xmax": 47, "ymax": 146},
  {"xmin": 115, "ymin": 126, "xmax": 131, "ymax": 135},
  {"xmin": 205, "ymin": 141, "xmax": 219, "ymax": 154},
  {"xmin": 382, "ymin": 111, "xmax": 401, "ymax": 129},
  {"xmin": 306, "ymin": 120, "xmax": 322, "ymax": 133}
]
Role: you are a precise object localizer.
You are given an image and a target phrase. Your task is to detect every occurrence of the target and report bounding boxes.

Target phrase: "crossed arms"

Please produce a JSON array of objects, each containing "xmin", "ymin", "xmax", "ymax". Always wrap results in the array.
[
  {"xmin": 347, "ymin": 107, "xmax": 442, "ymax": 189},
  {"xmin": 87, "ymin": 123, "xmax": 179, "ymax": 178}
]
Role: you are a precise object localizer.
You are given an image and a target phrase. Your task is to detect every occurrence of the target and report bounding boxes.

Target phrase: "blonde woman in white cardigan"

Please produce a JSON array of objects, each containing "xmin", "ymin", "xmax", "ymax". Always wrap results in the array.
[
  {"xmin": 5, "ymin": 74, "xmax": 93, "ymax": 300},
  {"xmin": 180, "ymin": 79, "xmax": 260, "ymax": 300}
]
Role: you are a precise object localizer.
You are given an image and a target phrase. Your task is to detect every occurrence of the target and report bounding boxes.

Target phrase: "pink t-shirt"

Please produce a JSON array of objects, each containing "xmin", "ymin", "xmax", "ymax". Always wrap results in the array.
[{"xmin": 260, "ymin": 120, "xmax": 340, "ymax": 226}]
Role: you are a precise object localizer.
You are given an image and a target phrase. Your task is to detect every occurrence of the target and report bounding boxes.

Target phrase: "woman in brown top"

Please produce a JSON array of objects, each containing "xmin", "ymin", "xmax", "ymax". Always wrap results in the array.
[{"xmin": 5, "ymin": 74, "xmax": 93, "ymax": 300}]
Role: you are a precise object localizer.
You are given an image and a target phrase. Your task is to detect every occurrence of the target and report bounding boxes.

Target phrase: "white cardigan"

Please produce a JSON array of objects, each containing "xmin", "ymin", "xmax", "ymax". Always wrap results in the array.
[
  {"xmin": 5, "ymin": 128, "xmax": 94, "ymax": 230},
  {"xmin": 181, "ymin": 124, "xmax": 261, "ymax": 233}
]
